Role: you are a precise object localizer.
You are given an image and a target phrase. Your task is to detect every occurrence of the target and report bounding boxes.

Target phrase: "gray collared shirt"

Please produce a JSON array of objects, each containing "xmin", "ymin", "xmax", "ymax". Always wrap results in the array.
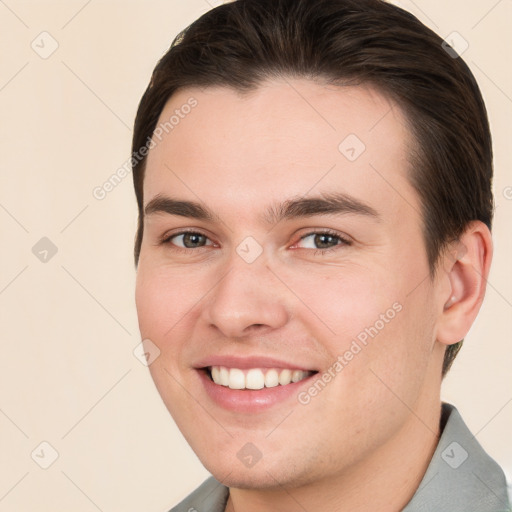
[{"xmin": 170, "ymin": 403, "xmax": 511, "ymax": 512}]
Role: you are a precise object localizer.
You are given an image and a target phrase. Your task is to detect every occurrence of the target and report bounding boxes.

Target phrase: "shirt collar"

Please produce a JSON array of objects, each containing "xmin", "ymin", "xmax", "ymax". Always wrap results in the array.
[{"xmin": 402, "ymin": 402, "xmax": 510, "ymax": 512}]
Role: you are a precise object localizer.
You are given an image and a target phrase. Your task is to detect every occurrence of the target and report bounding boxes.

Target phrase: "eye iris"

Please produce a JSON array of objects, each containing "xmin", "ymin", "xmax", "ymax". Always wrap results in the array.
[
  {"xmin": 183, "ymin": 233, "xmax": 206, "ymax": 248},
  {"xmin": 315, "ymin": 233, "xmax": 338, "ymax": 249}
]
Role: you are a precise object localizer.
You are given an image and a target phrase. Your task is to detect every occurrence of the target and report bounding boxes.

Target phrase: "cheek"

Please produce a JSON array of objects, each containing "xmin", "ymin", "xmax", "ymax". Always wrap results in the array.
[
  {"xmin": 340, "ymin": 285, "xmax": 437, "ymax": 419},
  {"xmin": 279, "ymin": 265, "xmax": 402, "ymax": 350},
  {"xmin": 135, "ymin": 264, "xmax": 198, "ymax": 415},
  {"xmin": 135, "ymin": 262, "xmax": 198, "ymax": 364},
  {"xmin": 287, "ymin": 266, "xmax": 434, "ymax": 396},
  {"xmin": 135, "ymin": 268, "xmax": 168, "ymax": 338},
  {"xmin": 136, "ymin": 258, "xmax": 203, "ymax": 328}
]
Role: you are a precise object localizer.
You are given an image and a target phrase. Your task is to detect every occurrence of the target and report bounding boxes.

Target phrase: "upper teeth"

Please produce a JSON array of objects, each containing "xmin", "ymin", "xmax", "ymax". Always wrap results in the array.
[{"xmin": 210, "ymin": 366, "xmax": 312, "ymax": 390}]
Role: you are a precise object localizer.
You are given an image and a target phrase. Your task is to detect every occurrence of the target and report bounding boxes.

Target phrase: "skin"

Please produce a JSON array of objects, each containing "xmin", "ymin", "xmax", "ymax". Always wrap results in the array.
[{"xmin": 135, "ymin": 79, "xmax": 492, "ymax": 512}]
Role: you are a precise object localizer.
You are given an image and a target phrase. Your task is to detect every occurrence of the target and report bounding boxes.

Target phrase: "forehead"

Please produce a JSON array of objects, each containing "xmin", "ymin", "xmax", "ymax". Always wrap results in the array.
[{"xmin": 143, "ymin": 79, "xmax": 418, "ymax": 224}]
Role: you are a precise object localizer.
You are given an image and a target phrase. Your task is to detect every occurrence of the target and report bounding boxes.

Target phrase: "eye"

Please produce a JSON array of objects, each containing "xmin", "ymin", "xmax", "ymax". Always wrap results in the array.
[
  {"xmin": 159, "ymin": 229, "xmax": 350, "ymax": 253},
  {"xmin": 294, "ymin": 230, "xmax": 351, "ymax": 251},
  {"xmin": 163, "ymin": 231, "xmax": 214, "ymax": 249}
]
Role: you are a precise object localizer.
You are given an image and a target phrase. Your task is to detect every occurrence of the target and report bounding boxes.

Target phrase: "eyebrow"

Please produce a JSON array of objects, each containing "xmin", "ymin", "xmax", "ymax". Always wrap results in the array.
[{"xmin": 144, "ymin": 192, "xmax": 380, "ymax": 224}]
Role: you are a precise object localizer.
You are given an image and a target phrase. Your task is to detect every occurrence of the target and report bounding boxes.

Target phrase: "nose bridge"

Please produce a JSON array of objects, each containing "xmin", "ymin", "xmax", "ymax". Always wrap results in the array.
[{"xmin": 202, "ymin": 247, "xmax": 289, "ymax": 337}]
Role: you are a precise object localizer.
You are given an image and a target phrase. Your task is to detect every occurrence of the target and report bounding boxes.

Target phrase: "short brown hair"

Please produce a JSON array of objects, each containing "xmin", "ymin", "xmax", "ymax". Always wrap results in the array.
[{"xmin": 131, "ymin": 0, "xmax": 494, "ymax": 375}]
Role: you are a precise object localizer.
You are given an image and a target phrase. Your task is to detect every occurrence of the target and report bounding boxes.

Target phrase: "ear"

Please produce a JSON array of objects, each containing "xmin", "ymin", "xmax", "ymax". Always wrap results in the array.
[{"xmin": 435, "ymin": 221, "xmax": 493, "ymax": 346}]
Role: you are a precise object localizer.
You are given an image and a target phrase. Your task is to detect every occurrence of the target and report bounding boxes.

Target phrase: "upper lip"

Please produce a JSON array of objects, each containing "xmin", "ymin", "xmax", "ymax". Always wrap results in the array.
[{"xmin": 194, "ymin": 355, "xmax": 318, "ymax": 372}]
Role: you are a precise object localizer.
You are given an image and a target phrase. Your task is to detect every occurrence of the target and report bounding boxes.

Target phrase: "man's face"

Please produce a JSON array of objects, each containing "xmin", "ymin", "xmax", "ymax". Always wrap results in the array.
[{"xmin": 136, "ymin": 80, "xmax": 446, "ymax": 488}]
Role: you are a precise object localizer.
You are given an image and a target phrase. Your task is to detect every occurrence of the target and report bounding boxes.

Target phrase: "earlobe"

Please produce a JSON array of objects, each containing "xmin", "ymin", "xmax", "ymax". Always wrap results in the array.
[{"xmin": 436, "ymin": 221, "xmax": 493, "ymax": 346}]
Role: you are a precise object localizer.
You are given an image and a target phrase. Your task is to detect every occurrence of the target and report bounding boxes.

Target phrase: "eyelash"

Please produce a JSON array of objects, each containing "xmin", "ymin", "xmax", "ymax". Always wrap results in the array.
[{"xmin": 159, "ymin": 228, "xmax": 351, "ymax": 255}]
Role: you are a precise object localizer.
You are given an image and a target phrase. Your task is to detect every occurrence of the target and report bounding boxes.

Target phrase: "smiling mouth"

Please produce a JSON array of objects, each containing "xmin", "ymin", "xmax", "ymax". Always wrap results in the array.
[{"xmin": 206, "ymin": 366, "xmax": 317, "ymax": 390}]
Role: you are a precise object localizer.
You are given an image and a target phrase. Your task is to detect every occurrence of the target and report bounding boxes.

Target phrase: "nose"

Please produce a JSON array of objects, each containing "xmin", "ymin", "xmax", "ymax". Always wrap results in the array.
[{"xmin": 201, "ymin": 253, "xmax": 290, "ymax": 339}]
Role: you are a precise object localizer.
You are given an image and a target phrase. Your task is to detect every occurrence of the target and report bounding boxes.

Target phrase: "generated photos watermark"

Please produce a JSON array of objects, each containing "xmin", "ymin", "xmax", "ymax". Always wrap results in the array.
[
  {"xmin": 92, "ymin": 97, "xmax": 198, "ymax": 201},
  {"xmin": 298, "ymin": 301, "xmax": 403, "ymax": 405}
]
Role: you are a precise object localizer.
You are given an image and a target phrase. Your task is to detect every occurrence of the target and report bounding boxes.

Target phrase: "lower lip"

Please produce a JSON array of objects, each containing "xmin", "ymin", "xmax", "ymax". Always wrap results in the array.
[{"xmin": 197, "ymin": 370, "xmax": 316, "ymax": 413}]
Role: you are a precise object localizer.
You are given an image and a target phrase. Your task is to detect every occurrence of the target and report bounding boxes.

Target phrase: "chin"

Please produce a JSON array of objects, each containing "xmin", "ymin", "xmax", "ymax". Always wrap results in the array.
[
  {"xmin": 198, "ymin": 448, "xmax": 319, "ymax": 491},
  {"xmin": 208, "ymin": 466, "xmax": 294, "ymax": 490}
]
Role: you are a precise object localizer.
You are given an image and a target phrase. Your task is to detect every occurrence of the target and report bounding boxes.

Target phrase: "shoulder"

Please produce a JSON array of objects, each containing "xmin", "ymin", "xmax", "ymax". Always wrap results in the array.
[{"xmin": 168, "ymin": 477, "xmax": 229, "ymax": 512}]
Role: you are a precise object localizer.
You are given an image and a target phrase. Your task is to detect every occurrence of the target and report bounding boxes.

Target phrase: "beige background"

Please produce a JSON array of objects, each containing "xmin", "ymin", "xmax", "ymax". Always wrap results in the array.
[{"xmin": 0, "ymin": 0, "xmax": 510, "ymax": 510}]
